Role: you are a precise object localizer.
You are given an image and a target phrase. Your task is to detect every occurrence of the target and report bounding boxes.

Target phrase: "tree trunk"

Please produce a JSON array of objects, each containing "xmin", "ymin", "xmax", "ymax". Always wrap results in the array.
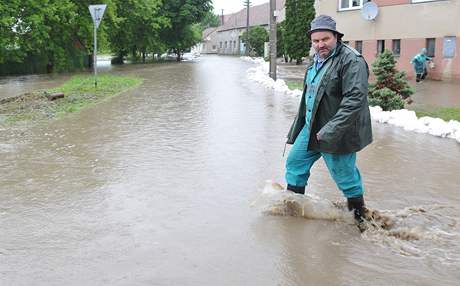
[
  {"xmin": 132, "ymin": 49, "xmax": 137, "ymax": 62},
  {"xmin": 142, "ymin": 52, "xmax": 146, "ymax": 63},
  {"xmin": 88, "ymin": 54, "xmax": 94, "ymax": 68},
  {"xmin": 46, "ymin": 62, "xmax": 54, "ymax": 73},
  {"xmin": 175, "ymin": 49, "xmax": 182, "ymax": 62}
]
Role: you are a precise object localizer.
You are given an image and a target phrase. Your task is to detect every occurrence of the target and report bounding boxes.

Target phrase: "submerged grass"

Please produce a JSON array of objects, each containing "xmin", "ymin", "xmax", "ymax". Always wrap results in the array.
[{"xmin": 1, "ymin": 74, "xmax": 143, "ymax": 125}]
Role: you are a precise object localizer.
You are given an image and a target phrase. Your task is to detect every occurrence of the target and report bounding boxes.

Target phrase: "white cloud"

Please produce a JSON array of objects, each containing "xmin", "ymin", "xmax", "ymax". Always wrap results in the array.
[{"xmin": 213, "ymin": 0, "xmax": 270, "ymax": 14}]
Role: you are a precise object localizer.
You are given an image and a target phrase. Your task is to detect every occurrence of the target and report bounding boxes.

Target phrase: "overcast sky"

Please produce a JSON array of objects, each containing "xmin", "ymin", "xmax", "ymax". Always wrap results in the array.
[{"xmin": 213, "ymin": 0, "xmax": 269, "ymax": 14}]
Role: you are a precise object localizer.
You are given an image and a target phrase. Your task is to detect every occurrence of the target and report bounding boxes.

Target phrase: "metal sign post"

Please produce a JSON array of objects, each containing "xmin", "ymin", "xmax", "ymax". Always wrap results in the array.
[{"xmin": 88, "ymin": 4, "xmax": 107, "ymax": 88}]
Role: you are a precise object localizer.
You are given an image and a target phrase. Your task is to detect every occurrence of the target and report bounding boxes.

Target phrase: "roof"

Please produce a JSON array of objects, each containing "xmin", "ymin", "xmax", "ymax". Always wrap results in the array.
[
  {"xmin": 217, "ymin": 0, "xmax": 285, "ymax": 32},
  {"xmin": 202, "ymin": 27, "xmax": 218, "ymax": 40}
]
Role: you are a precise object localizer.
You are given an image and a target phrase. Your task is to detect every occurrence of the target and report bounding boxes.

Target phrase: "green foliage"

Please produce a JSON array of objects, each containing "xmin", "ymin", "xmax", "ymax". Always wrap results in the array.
[
  {"xmin": 108, "ymin": 0, "xmax": 168, "ymax": 63},
  {"xmin": 368, "ymin": 50, "xmax": 414, "ymax": 111},
  {"xmin": 0, "ymin": 0, "xmax": 213, "ymax": 74},
  {"xmin": 284, "ymin": 0, "xmax": 315, "ymax": 64},
  {"xmin": 199, "ymin": 11, "xmax": 220, "ymax": 30},
  {"xmin": 276, "ymin": 21, "xmax": 286, "ymax": 58},
  {"xmin": 160, "ymin": 0, "xmax": 213, "ymax": 61},
  {"xmin": 242, "ymin": 26, "xmax": 268, "ymax": 57},
  {"xmin": 0, "ymin": 0, "xmax": 118, "ymax": 73},
  {"xmin": 368, "ymin": 88, "xmax": 405, "ymax": 111}
]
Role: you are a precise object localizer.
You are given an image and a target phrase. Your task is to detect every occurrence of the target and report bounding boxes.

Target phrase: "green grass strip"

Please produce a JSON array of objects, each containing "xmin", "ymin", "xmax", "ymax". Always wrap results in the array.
[
  {"xmin": 286, "ymin": 81, "xmax": 303, "ymax": 91},
  {"xmin": 415, "ymin": 108, "xmax": 460, "ymax": 122},
  {"xmin": 2, "ymin": 74, "xmax": 143, "ymax": 125}
]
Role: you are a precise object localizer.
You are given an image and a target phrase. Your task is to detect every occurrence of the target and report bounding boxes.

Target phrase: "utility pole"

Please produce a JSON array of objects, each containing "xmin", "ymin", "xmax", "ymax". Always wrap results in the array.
[
  {"xmin": 269, "ymin": 0, "xmax": 277, "ymax": 80},
  {"xmin": 244, "ymin": 0, "xmax": 251, "ymax": 56}
]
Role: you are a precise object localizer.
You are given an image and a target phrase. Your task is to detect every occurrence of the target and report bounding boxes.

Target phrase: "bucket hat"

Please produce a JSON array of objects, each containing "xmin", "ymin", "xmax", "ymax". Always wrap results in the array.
[{"xmin": 307, "ymin": 15, "xmax": 344, "ymax": 39}]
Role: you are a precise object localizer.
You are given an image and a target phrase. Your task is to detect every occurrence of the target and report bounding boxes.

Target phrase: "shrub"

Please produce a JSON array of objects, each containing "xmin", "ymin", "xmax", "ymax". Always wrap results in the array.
[{"xmin": 368, "ymin": 50, "xmax": 414, "ymax": 111}]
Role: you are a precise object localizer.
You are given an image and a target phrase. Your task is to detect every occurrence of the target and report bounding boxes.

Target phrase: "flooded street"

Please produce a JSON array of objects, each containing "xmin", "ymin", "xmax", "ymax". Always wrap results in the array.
[{"xmin": 1, "ymin": 55, "xmax": 460, "ymax": 285}]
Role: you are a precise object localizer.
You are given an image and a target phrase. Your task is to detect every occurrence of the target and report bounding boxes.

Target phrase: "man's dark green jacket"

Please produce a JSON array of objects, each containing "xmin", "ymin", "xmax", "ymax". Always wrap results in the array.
[{"xmin": 286, "ymin": 42, "xmax": 373, "ymax": 154}]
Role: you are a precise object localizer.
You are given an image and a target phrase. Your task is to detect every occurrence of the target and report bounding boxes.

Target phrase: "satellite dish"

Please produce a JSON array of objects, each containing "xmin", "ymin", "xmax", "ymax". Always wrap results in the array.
[{"xmin": 361, "ymin": 2, "xmax": 379, "ymax": 21}]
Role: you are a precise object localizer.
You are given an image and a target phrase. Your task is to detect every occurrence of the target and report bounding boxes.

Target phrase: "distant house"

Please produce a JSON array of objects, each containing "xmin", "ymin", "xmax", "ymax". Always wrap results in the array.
[
  {"xmin": 199, "ymin": 27, "xmax": 219, "ymax": 54},
  {"xmin": 201, "ymin": 0, "xmax": 286, "ymax": 56},
  {"xmin": 317, "ymin": 0, "xmax": 460, "ymax": 81}
]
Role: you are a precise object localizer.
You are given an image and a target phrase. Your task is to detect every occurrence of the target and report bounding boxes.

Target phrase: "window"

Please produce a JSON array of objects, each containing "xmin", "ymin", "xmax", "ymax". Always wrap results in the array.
[
  {"xmin": 224, "ymin": 41, "xmax": 227, "ymax": 48},
  {"xmin": 377, "ymin": 40, "xmax": 385, "ymax": 54},
  {"xmin": 355, "ymin": 41, "xmax": 363, "ymax": 54},
  {"xmin": 392, "ymin": 39, "xmax": 401, "ymax": 56},
  {"xmin": 339, "ymin": 0, "xmax": 370, "ymax": 11},
  {"xmin": 233, "ymin": 41, "xmax": 236, "ymax": 49},
  {"xmin": 426, "ymin": 38, "xmax": 435, "ymax": 57},
  {"xmin": 212, "ymin": 45, "xmax": 216, "ymax": 50},
  {"xmin": 443, "ymin": 36, "xmax": 456, "ymax": 58},
  {"xmin": 220, "ymin": 42, "xmax": 222, "ymax": 49}
]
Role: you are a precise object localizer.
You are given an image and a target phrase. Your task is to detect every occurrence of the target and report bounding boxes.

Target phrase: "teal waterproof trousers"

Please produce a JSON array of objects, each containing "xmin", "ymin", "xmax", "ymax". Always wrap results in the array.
[{"xmin": 285, "ymin": 125, "xmax": 364, "ymax": 198}]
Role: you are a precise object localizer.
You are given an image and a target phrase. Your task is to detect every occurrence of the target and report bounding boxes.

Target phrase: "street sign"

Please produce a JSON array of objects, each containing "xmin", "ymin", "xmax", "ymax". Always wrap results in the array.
[
  {"xmin": 88, "ymin": 4, "xmax": 107, "ymax": 88},
  {"xmin": 89, "ymin": 4, "xmax": 107, "ymax": 29}
]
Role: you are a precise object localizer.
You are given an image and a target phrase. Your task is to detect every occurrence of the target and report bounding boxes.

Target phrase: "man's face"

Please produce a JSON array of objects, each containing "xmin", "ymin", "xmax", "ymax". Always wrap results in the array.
[{"xmin": 311, "ymin": 31, "xmax": 337, "ymax": 59}]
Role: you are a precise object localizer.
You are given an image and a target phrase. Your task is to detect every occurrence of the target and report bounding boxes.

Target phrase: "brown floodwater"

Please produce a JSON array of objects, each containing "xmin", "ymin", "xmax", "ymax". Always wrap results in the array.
[
  {"xmin": 409, "ymin": 79, "xmax": 460, "ymax": 109},
  {"xmin": 1, "ymin": 55, "xmax": 459, "ymax": 285}
]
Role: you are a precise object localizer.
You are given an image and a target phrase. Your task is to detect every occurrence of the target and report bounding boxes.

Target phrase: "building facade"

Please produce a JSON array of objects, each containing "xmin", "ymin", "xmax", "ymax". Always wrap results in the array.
[
  {"xmin": 199, "ymin": 27, "xmax": 219, "ymax": 54},
  {"xmin": 316, "ymin": 0, "xmax": 460, "ymax": 80},
  {"xmin": 201, "ymin": 0, "xmax": 286, "ymax": 56}
]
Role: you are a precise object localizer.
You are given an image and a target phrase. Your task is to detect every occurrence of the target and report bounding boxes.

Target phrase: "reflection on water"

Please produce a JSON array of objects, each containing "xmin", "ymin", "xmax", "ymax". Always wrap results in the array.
[{"xmin": 1, "ymin": 55, "xmax": 459, "ymax": 285}]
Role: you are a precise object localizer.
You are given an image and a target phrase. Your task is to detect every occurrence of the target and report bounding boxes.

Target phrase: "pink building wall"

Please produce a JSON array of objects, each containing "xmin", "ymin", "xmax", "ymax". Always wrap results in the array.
[
  {"xmin": 351, "ymin": 37, "xmax": 460, "ymax": 81},
  {"xmin": 374, "ymin": 0, "xmax": 410, "ymax": 7}
]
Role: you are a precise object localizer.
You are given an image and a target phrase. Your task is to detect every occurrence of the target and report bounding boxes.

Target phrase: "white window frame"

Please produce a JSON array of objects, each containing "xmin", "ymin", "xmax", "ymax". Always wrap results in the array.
[{"xmin": 338, "ymin": 0, "xmax": 368, "ymax": 11}]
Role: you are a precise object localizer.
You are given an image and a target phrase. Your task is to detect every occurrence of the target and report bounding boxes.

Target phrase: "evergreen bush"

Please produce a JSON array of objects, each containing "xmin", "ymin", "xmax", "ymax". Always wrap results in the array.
[{"xmin": 368, "ymin": 50, "xmax": 414, "ymax": 111}]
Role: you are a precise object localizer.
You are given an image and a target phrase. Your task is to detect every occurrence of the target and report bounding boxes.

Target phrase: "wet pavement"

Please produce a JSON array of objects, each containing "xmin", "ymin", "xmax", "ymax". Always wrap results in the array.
[{"xmin": 1, "ymin": 55, "xmax": 460, "ymax": 285}]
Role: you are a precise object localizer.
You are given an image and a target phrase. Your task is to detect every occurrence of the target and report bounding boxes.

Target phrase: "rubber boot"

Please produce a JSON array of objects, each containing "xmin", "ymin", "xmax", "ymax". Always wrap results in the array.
[
  {"xmin": 347, "ymin": 195, "xmax": 366, "ymax": 232},
  {"xmin": 287, "ymin": 184, "xmax": 305, "ymax": 195}
]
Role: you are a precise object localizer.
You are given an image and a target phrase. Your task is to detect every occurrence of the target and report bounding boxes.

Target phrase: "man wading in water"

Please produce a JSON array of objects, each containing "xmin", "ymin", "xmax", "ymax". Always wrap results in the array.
[{"xmin": 284, "ymin": 15, "xmax": 373, "ymax": 230}]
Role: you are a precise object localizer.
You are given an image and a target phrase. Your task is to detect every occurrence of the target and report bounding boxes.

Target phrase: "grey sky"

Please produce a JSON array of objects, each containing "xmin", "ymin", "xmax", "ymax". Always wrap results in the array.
[{"xmin": 213, "ymin": 0, "xmax": 269, "ymax": 14}]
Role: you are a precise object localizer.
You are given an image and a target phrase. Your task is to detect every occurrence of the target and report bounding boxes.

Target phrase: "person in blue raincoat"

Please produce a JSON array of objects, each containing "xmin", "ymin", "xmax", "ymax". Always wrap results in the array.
[
  {"xmin": 285, "ymin": 15, "xmax": 372, "ymax": 230},
  {"xmin": 410, "ymin": 48, "xmax": 432, "ymax": 82}
]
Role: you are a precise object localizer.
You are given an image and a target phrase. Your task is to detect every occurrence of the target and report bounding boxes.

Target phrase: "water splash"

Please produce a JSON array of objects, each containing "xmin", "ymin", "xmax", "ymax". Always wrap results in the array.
[{"xmin": 255, "ymin": 181, "xmax": 460, "ymax": 263}]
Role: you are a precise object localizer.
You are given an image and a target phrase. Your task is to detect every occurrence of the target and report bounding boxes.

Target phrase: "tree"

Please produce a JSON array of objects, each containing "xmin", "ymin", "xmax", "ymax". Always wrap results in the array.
[
  {"xmin": 242, "ymin": 26, "xmax": 268, "ymax": 57},
  {"xmin": 0, "ymin": 0, "xmax": 116, "ymax": 72},
  {"xmin": 0, "ymin": 0, "xmax": 20, "ymax": 64},
  {"xmin": 108, "ymin": 0, "xmax": 167, "ymax": 63},
  {"xmin": 276, "ymin": 21, "xmax": 287, "ymax": 60},
  {"xmin": 5, "ymin": 0, "xmax": 88, "ymax": 72},
  {"xmin": 284, "ymin": 0, "xmax": 315, "ymax": 64},
  {"xmin": 199, "ymin": 11, "xmax": 220, "ymax": 31},
  {"xmin": 368, "ymin": 50, "xmax": 415, "ymax": 111},
  {"xmin": 160, "ymin": 0, "xmax": 213, "ymax": 61}
]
